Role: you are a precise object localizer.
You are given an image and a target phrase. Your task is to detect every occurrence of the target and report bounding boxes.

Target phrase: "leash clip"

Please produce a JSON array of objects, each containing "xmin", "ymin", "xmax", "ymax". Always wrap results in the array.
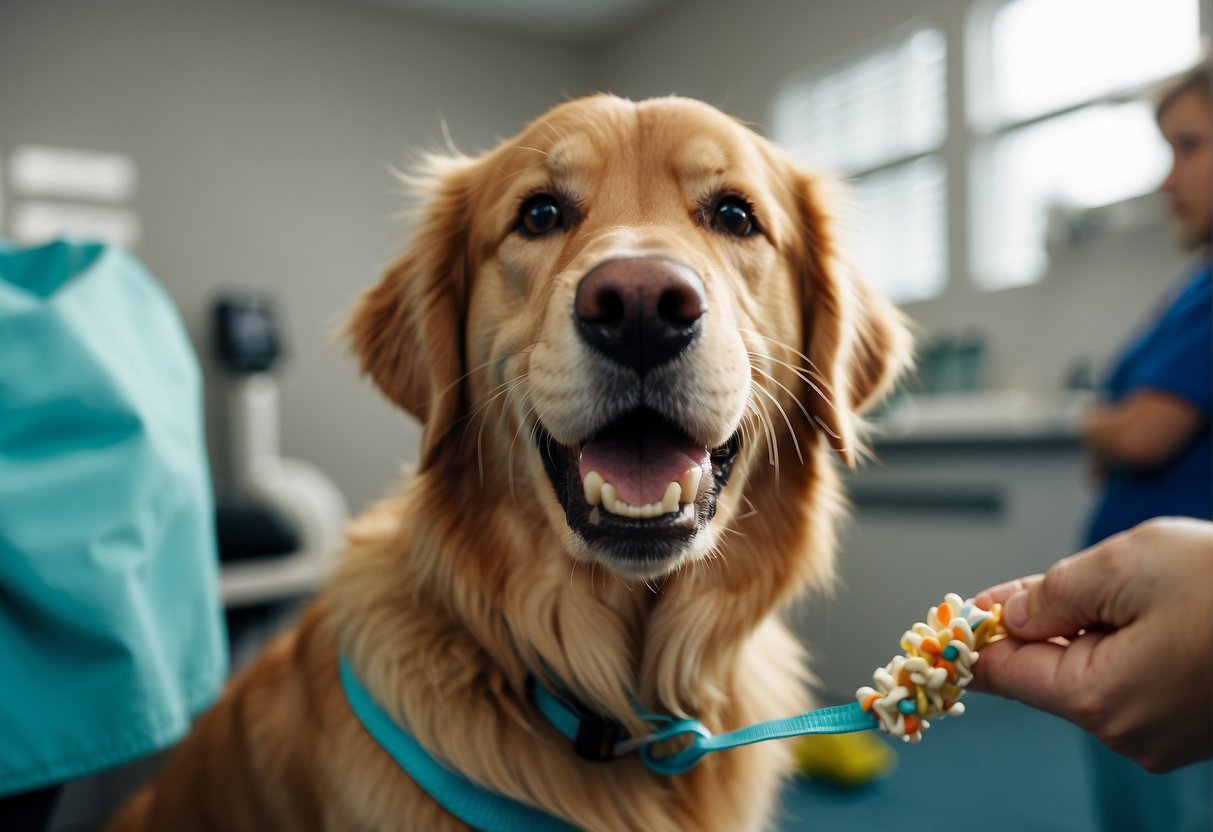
[{"xmin": 628, "ymin": 716, "xmax": 714, "ymax": 776}]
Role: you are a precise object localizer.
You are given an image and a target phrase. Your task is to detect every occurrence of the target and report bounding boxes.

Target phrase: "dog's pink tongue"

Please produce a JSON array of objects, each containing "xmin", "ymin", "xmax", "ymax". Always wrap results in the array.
[{"xmin": 579, "ymin": 422, "xmax": 707, "ymax": 506}]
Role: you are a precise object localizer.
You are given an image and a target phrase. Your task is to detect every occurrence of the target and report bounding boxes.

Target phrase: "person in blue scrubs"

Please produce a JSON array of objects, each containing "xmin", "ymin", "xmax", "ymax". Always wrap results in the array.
[
  {"xmin": 1080, "ymin": 68, "xmax": 1212, "ymax": 544},
  {"xmin": 0, "ymin": 239, "xmax": 227, "ymax": 829}
]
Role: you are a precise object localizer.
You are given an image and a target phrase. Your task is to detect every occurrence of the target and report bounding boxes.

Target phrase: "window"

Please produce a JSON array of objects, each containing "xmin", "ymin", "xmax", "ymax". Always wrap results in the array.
[
  {"xmin": 968, "ymin": 0, "xmax": 1202, "ymax": 290},
  {"xmin": 773, "ymin": 23, "xmax": 948, "ymax": 305},
  {"xmin": 4, "ymin": 145, "xmax": 141, "ymax": 249},
  {"xmin": 853, "ymin": 156, "xmax": 948, "ymax": 305},
  {"xmin": 970, "ymin": 102, "xmax": 1169, "ymax": 288}
]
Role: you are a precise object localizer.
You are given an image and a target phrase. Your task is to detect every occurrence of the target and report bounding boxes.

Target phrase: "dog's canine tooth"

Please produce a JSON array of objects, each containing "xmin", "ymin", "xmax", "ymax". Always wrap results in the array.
[
  {"xmin": 601, "ymin": 482, "xmax": 620, "ymax": 515},
  {"xmin": 583, "ymin": 470, "xmax": 604, "ymax": 506},
  {"xmin": 679, "ymin": 468, "xmax": 702, "ymax": 503}
]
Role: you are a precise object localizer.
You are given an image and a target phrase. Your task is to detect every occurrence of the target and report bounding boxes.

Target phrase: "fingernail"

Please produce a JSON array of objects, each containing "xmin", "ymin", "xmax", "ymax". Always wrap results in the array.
[{"xmin": 1005, "ymin": 590, "xmax": 1030, "ymax": 629}]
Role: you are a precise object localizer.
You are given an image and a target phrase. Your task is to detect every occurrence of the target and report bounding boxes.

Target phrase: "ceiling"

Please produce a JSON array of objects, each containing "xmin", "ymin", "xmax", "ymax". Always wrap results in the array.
[{"xmin": 362, "ymin": 0, "xmax": 674, "ymax": 42}]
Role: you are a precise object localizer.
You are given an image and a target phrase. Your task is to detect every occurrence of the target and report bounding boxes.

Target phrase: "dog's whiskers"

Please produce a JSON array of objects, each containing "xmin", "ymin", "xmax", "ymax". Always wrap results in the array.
[
  {"xmin": 739, "ymin": 411, "xmax": 760, "ymax": 452},
  {"xmin": 740, "ymin": 330, "xmax": 852, "ymax": 419},
  {"xmin": 715, "ymin": 525, "xmax": 747, "ymax": 542},
  {"xmin": 739, "ymin": 328, "xmax": 833, "ymax": 391},
  {"xmin": 468, "ymin": 376, "xmax": 529, "ymax": 487},
  {"xmin": 750, "ymin": 360, "xmax": 814, "ymax": 426},
  {"xmin": 813, "ymin": 415, "xmax": 843, "ymax": 440},
  {"xmin": 452, "ymin": 345, "xmax": 539, "ymax": 422},
  {"xmin": 738, "ymin": 494, "xmax": 759, "ymax": 521},
  {"xmin": 765, "ymin": 356, "xmax": 843, "ymax": 423},
  {"xmin": 745, "ymin": 397, "xmax": 779, "ymax": 474},
  {"xmin": 450, "ymin": 358, "xmax": 506, "ymax": 409},
  {"xmin": 743, "ymin": 343, "xmax": 844, "ymax": 424},
  {"xmin": 747, "ymin": 361, "xmax": 815, "ymax": 463},
  {"xmin": 702, "ymin": 541, "xmax": 729, "ymax": 577},
  {"xmin": 508, "ymin": 400, "xmax": 541, "ymax": 503},
  {"xmin": 753, "ymin": 381, "xmax": 802, "ymax": 467},
  {"xmin": 540, "ymin": 119, "xmax": 566, "ymax": 143},
  {"xmin": 745, "ymin": 350, "xmax": 864, "ymax": 457}
]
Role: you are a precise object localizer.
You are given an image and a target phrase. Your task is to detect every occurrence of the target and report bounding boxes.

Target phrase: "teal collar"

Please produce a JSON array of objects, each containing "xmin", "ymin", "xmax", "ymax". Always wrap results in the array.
[{"xmin": 339, "ymin": 659, "xmax": 577, "ymax": 832}]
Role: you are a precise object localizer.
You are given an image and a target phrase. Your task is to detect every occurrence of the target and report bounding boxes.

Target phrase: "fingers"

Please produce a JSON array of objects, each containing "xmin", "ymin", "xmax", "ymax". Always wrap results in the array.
[
  {"xmin": 1011, "ymin": 534, "xmax": 1147, "ymax": 640},
  {"xmin": 969, "ymin": 638, "xmax": 1060, "ymax": 704},
  {"xmin": 976, "ymin": 531, "xmax": 1145, "ymax": 643},
  {"xmin": 973, "ymin": 576, "xmax": 1041, "ymax": 610},
  {"xmin": 971, "ymin": 631, "xmax": 1109, "ymax": 723}
]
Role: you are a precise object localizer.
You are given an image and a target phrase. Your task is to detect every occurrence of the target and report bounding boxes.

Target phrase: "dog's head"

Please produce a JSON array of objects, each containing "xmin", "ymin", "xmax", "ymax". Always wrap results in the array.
[{"xmin": 349, "ymin": 95, "xmax": 909, "ymax": 581}]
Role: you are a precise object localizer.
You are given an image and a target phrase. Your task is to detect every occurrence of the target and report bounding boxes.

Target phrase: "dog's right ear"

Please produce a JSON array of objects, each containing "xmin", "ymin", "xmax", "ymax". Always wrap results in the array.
[{"xmin": 345, "ymin": 154, "xmax": 479, "ymax": 468}]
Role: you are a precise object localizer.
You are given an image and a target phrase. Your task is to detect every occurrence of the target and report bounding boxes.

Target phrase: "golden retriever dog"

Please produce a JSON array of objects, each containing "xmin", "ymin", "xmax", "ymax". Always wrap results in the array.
[{"xmin": 109, "ymin": 94, "xmax": 909, "ymax": 831}]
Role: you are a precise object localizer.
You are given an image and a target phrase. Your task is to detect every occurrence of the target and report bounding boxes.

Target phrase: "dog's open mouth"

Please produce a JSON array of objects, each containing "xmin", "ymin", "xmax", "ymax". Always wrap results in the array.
[{"xmin": 538, "ymin": 408, "xmax": 740, "ymax": 571}]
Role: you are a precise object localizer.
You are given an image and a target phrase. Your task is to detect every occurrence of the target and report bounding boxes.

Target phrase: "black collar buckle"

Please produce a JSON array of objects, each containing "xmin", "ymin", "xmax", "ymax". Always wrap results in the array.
[
  {"xmin": 527, "ymin": 674, "xmax": 627, "ymax": 762},
  {"xmin": 572, "ymin": 708, "xmax": 626, "ymax": 762}
]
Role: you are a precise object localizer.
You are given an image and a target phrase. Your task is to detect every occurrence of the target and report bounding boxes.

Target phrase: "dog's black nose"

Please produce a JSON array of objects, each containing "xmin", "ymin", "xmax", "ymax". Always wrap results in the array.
[{"xmin": 574, "ymin": 258, "xmax": 707, "ymax": 374}]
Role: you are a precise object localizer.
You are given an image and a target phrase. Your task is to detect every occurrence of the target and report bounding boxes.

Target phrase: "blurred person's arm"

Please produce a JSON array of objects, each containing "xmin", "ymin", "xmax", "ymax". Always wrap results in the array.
[{"xmin": 1080, "ymin": 389, "xmax": 1203, "ymax": 468}]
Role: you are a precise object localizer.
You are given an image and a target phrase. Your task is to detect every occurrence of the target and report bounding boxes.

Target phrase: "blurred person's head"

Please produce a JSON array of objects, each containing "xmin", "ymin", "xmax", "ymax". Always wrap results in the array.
[{"xmin": 1156, "ymin": 67, "xmax": 1212, "ymax": 251}]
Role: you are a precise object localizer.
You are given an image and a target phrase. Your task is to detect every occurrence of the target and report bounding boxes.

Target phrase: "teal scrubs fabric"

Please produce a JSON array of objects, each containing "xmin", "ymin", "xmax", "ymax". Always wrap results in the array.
[{"xmin": 0, "ymin": 239, "xmax": 227, "ymax": 795}]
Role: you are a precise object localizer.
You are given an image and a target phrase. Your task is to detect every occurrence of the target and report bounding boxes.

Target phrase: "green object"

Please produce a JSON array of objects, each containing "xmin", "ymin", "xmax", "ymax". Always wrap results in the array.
[
  {"xmin": 0, "ymin": 238, "xmax": 227, "ymax": 795},
  {"xmin": 794, "ymin": 732, "xmax": 898, "ymax": 788}
]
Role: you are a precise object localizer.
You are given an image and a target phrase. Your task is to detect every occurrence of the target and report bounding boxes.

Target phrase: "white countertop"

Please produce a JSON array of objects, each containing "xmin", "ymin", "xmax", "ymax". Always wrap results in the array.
[{"xmin": 872, "ymin": 390, "xmax": 1095, "ymax": 444}]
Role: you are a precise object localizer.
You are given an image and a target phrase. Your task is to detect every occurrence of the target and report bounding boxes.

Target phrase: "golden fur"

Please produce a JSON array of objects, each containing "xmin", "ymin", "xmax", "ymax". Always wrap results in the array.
[{"xmin": 109, "ymin": 95, "xmax": 910, "ymax": 831}]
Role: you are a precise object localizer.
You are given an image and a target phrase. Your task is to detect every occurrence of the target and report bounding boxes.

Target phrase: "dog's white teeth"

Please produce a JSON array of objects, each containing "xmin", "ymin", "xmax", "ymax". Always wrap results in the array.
[
  {"xmin": 661, "ymin": 481, "xmax": 681, "ymax": 515},
  {"xmin": 601, "ymin": 482, "xmax": 619, "ymax": 512},
  {"xmin": 679, "ymin": 467, "xmax": 702, "ymax": 501},
  {"xmin": 583, "ymin": 470, "xmax": 604, "ymax": 506},
  {"xmin": 584, "ymin": 469, "xmax": 701, "ymax": 518}
]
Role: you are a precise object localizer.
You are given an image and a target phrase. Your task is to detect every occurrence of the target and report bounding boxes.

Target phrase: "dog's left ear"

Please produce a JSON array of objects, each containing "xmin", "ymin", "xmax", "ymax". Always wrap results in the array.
[
  {"xmin": 345, "ymin": 154, "xmax": 479, "ymax": 469},
  {"xmin": 794, "ymin": 172, "xmax": 913, "ymax": 467}
]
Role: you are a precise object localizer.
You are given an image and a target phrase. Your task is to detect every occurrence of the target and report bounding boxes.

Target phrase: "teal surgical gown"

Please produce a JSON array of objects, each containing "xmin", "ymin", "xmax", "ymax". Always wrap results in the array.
[{"xmin": 0, "ymin": 238, "xmax": 227, "ymax": 795}]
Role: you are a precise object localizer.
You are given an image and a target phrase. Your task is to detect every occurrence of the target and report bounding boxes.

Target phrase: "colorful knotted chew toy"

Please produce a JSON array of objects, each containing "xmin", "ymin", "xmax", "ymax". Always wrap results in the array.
[{"xmin": 855, "ymin": 592, "xmax": 1005, "ymax": 744}]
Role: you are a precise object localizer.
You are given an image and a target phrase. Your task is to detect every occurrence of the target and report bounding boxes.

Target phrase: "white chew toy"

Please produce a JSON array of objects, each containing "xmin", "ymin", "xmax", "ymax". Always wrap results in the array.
[{"xmin": 856, "ymin": 592, "xmax": 1005, "ymax": 744}]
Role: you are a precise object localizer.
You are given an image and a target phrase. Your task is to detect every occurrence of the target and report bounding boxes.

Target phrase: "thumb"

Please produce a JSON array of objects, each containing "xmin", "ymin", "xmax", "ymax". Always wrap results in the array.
[{"xmin": 1003, "ymin": 537, "xmax": 1135, "ymax": 641}]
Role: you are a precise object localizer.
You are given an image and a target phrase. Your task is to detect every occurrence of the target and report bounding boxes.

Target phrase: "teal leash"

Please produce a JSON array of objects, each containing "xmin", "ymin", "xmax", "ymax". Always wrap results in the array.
[
  {"xmin": 528, "ymin": 675, "xmax": 878, "ymax": 776},
  {"xmin": 341, "ymin": 657, "xmax": 877, "ymax": 831}
]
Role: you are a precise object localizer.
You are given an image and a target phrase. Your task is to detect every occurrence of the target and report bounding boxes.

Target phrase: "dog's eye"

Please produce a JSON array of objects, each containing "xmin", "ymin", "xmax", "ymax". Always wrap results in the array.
[
  {"xmin": 519, "ymin": 194, "xmax": 564, "ymax": 236},
  {"xmin": 713, "ymin": 197, "xmax": 756, "ymax": 237}
]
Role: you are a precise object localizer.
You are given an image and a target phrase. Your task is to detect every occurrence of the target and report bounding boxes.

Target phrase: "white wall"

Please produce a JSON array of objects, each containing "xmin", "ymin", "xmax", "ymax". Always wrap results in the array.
[{"xmin": 0, "ymin": 0, "xmax": 592, "ymax": 512}]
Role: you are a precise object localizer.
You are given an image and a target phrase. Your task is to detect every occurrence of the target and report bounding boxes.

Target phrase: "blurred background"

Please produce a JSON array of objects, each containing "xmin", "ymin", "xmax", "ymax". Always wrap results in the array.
[{"xmin": 1, "ymin": 1, "xmax": 1208, "ymax": 829}]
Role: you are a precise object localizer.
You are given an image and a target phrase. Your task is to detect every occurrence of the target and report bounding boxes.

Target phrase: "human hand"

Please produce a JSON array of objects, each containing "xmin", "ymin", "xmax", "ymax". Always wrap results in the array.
[{"xmin": 971, "ymin": 517, "xmax": 1213, "ymax": 773}]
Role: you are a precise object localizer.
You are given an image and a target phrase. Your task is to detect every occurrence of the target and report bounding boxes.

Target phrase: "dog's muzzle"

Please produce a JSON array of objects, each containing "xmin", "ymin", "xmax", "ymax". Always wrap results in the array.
[{"xmin": 532, "ymin": 257, "xmax": 742, "ymax": 575}]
